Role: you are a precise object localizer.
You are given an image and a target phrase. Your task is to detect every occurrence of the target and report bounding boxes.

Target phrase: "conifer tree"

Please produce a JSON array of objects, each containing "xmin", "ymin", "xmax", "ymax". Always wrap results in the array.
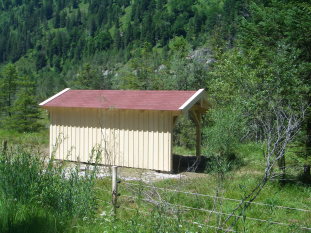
[
  {"xmin": 9, "ymin": 75, "xmax": 41, "ymax": 132},
  {"xmin": 74, "ymin": 64, "xmax": 101, "ymax": 89},
  {"xmin": 0, "ymin": 64, "xmax": 18, "ymax": 120}
]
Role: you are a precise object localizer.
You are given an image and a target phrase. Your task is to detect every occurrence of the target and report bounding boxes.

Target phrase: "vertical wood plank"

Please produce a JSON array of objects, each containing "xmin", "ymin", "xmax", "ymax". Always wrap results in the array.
[
  {"xmin": 67, "ymin": 109, "xmax": 71, "ymax": 161},
  {"xmin": 116, "ymin": 110, "xmax": 121, "ymax": 166},
  {"xmin": 138, "ymin": 111, "xmax": 144, "ymax": 168},
  {"xmin": 104, "ymin": 110, "xmax": 109, "ymax": 165},
  {"xmin": 148, "ymin": 111, "xmax": 153, "ymax": 170},
  {"xmin": 169, "ymin": 112, "xmax": 173, "ymax": 172},
  {"xmin": 133, "ymin": 111, "xmax": 139, "ymax": 168},
  {"xmin": 97, "ymin": 109, "xmax": 101, "ymax": 161},
  {"xmin": 49, "ymin": 110, "xmax": 53, "ymax": 158},
  {"xmin": 75, "ymin": 108, "xmax": 80, "ymax": 162},
  {"xmin": 59, "ymin": 108, "xmax": 64, "ymax": 160},
  {"xmin": 81, "ymin": 108, "xmax": 85, "ymax": 162},
  {"xmin": 124, "ymin": 110, "xmax": 129, "ymax": 167},
  {"xmin": 143, "ymin": 111, "xmax": 149, "ymax": 169},
  {"xmin": 128, "ymin": 111, "xmax": 133, "ymax": 168},
  {"xmin": 163, "ymin": 113, "xmax": 168, "ymax": 171},
  {"xmin": 64, "ymin": 109, "xmax": 68, "ymax": 160},
  {"xmin": 154, "ymin": 111, "xmax": 159, "ymax": 170}
]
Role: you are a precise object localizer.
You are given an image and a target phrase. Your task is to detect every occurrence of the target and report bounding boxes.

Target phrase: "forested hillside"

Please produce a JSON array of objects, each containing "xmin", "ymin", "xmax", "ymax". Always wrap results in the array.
[
  {"xmin": 0, "ymin": 0, "xmax": 227, "ymax": 95},
  {"xmin": 0, "ymin": 0, "xmax": 310, "ymax": 173}
]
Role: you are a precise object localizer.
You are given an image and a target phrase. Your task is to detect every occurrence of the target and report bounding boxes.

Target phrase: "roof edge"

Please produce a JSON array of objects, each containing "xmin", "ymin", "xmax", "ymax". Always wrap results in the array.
[
  {"xmin": 178, "ymin": 88, "xmax": 205, "ymax": 112},
  {"xmin": 39, "ymin": 88, "xmax": 71, "ymax": 106}
]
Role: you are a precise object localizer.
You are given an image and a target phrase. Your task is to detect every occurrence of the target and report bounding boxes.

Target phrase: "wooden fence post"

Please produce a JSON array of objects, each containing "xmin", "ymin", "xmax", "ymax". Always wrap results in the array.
[
  {"xmin": 2, "ymin": 140, "xmax": 7, "ymax": 154},
  {"xmin": 112, "ymin": 166, "xmax": 118, "ymax": 216}
]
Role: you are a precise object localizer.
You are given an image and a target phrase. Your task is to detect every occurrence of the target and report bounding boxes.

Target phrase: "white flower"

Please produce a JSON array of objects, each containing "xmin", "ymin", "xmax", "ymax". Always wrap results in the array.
[{"xmin": 100, "ymin": 211, "xmax": 107, "ymax": 216}]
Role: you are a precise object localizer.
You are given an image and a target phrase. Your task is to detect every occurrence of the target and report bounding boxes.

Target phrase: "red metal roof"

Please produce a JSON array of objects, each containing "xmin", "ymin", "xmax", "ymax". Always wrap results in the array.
[{"xmin": 41, "ymin": 89, "xmax": 198, "ymax": 111}]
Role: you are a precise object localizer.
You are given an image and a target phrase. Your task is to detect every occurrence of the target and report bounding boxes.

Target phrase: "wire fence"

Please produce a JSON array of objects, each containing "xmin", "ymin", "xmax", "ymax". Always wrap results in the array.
[
  {"xmin": 120, "ymin": 205, "xmax": 237, "ymax": 232},
  {"xmin": 99, "ymin": 169, "xmax": 311, "ymax": 232},
  {"xmin": 122, "ymin": 182, "xmax": 311, "ymax": 213},
  {"xmin": 120, "ymin": 194, "xmax": 311, "ymax": 231}
]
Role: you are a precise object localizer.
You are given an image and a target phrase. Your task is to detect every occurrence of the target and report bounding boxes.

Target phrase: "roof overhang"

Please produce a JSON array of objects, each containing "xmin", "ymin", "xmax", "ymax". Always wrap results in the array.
[{"xmin": 178, "ymin": 88, "xmax": 209, "ymax": 116}]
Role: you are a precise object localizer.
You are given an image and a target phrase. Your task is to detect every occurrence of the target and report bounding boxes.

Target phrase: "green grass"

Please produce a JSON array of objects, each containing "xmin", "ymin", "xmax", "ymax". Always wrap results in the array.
[
  {"xmin": 0, "ymin": 140, "xmax": 310, "ymax": 232},
  {"xmin": 0, "ymin": 200, "xmax": 67, "ymax": 233},
  {"xmin": 173, "ymin": 146, "xmax": 195, "ymax": 156},
  {"xmin": 0, "ymin": 109, "xmax": 49, "ymax": 147},
  {"xmin": 107, "ymin": 175, "xmax": 310, "ymax": 232},
  {"xmin": 92, "ymin": 143, "xmax": 311, "ymax": 232},
  {"xmin": 0, "ymin": 129, "xmax": 48, "ymax": 147}
]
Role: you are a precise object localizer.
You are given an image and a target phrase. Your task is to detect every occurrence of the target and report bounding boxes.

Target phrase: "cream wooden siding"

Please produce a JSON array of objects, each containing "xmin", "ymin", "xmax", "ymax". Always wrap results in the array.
[{"xmin": 49, "ymin": 107, "xmax": 173, "ymax": 171}]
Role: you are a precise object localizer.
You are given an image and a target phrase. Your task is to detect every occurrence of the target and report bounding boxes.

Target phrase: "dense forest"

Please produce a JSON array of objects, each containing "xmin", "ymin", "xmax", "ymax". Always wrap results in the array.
[{"xmin": 0, "ymin": 0, "xmax": 310, "ymax": 176}]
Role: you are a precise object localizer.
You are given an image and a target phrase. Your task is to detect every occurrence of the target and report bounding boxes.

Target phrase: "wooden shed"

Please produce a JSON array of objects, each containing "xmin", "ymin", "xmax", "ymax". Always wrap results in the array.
[{"xmin": 40, "ymin": 88, "xmax": 208, "ymax": 172}]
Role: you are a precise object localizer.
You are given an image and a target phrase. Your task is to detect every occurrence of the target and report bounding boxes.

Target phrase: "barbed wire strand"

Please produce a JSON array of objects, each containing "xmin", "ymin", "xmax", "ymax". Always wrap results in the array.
[
  {"xmin": 122, "ymin": 182, "xmax": 311, "ymax": 213},
  {"xmin": 119, "ymin": 205, "xmax": 237, "ymax": 232},
  {"xmin": 95, "ymin": 187, "xmax": 111, "ymax": 192},
  {"xmin": 121, "ymin": 194, "xmax": 311, "ymax": 231}
]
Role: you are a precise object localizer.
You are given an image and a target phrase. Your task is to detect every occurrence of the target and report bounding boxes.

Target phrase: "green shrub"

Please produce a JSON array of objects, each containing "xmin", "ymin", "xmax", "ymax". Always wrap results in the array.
[
  {"xmin": 173, "ymin": 115, "xmax": 196, "ymax": 150},
  {"xmin": 203, "ymin": 106, "xmax": 246, "ymax": 172}
]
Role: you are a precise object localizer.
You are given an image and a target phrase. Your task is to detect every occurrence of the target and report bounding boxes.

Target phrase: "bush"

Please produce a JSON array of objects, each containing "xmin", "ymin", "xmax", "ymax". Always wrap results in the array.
[
  {"xmin": 203, "ymin": 106, "xmax": 245, "ymax": 172},
  {"xmin": 173, "ymin": 115, "xmax": 196, "ymax": 150}
]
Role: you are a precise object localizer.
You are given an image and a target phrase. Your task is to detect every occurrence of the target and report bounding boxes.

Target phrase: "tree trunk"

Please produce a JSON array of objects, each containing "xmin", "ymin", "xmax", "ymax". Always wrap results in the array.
[
  {"xmin": 278, "ymin": 155, "xmax": 286, "ymax": 182},
  {"xmin": 304, "ymin": 103, "xmax": 311, "ymax": 177},
  {"xmin": 303, "ymin": 165, "xmax": 310, "ymax": 176}
]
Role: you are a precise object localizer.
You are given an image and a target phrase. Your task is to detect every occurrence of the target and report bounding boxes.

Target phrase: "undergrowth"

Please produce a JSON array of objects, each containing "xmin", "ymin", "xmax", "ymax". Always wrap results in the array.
[{"xmin": 0, "ymin": 142, "xmax": 310, "ymax": 232}]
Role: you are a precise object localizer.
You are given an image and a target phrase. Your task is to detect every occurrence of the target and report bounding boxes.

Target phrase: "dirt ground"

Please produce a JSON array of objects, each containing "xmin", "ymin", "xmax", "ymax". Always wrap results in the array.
[
  {"xmin": 73, "ymin": 163, "xmax": 207, "ymax": 183},
  {"xmin": 56, "ymin": 152, "xmax": 209, "ymax": 183}
]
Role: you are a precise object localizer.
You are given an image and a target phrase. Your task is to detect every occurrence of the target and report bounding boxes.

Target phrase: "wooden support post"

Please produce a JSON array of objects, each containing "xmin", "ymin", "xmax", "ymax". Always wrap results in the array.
[
  {"xmin": 195, "ymin": 112, "xmax": 201, "ymax": 157},
  {"xmin": 173, "ymin": 116, "xmax": 178, "ymax": 126},
  {"xmin": 112, "ymin": 166, "xmax": 118, "ymax": 216},
  {"xmin": 191, "ymin": 110, "xmax": 202, "ymax": 157}
]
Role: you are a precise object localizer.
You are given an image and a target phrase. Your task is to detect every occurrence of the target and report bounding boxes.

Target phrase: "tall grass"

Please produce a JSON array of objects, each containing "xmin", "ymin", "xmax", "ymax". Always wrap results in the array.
[
  {"xmin": 0, "ymin": 144, "xmax": 99, "ymax": 232},
  {"xmin": 0, "ymin": 199, "xmax": 65, "ymax": 233}
]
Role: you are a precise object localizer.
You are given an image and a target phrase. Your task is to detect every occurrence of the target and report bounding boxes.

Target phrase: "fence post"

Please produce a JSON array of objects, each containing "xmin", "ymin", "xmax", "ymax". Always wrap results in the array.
[
  {"xmin": 112, "ymin": 166, "xmax": 118, "ymax": 216},
  {"xmin": 2, "ymin": 140, "xmax": 7, "ymax": 154}
]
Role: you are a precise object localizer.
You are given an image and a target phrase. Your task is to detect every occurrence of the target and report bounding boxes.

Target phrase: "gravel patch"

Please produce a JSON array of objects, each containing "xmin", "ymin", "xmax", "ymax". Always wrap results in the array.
[{"xmin": 64, "ymin": 163, "xmax": 186, "ymax": 182}]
